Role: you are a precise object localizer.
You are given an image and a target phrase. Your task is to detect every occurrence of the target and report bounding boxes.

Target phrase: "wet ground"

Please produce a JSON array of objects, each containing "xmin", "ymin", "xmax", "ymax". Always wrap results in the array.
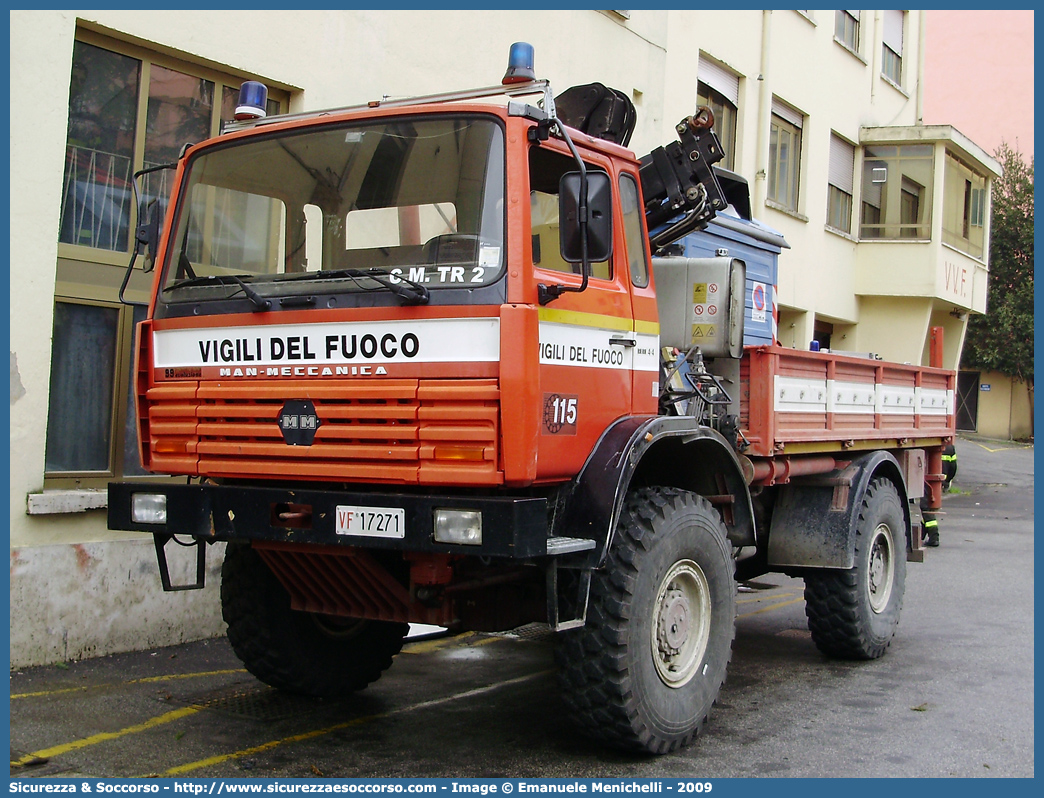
[{"xmin": 9, "ymin": 436, "xmax": 1034, "ymax": 778}]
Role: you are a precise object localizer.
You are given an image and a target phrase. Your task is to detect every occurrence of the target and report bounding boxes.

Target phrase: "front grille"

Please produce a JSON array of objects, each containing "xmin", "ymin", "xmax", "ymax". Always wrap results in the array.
[{"xmin": 144, "ymin": 378, "xmax": 501, "ymax": 485}]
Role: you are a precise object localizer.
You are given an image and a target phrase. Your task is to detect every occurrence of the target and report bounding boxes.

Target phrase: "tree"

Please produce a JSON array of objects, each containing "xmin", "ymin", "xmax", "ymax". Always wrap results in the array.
[{"xmin": 961, "ymin": 143, "xmax": 1034, "ymax": 403}]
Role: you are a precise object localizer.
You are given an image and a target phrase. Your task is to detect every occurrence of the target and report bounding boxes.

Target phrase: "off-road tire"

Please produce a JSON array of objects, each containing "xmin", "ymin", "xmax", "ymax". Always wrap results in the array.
[
  {"xmin": 221, "ymin": 541, "xmax": 407, "ymax": 697},
  {"xmin": 556, "ymin": 488, "xmax": 736, "ymax": 754},
  {"xmin": 804, "ymin": 477, "xmax": 907, "ymax": 659}
]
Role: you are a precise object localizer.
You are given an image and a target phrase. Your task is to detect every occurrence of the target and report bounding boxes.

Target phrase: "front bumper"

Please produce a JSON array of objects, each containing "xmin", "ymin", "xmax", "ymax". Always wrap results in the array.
[{"xmin": 108, "ymin": 481, "xmax": 549, "ymax": 559}]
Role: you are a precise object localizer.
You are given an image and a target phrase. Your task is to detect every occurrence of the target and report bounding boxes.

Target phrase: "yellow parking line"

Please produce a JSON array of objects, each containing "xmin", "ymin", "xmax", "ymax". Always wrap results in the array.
[
  {"xmin": 11, "ymin": 669, "xmax": 247, "ymax": 700},
  {"xmin": 160, "ymin": 669, "xmax": 554, "ymax": 777},
  {"xmin": 738, "ymin": 596, "xmax": 805, "ymax": 618},
  {"xmin": 162, "ymin": 716, "xmax": 374, "ymax": 776},
  {"xmin": 16, "ymin": 599, "xmax": 809, "ymax": 774},
  {"xmin": 11, "ymin": 706, "xmax": 202, "ymax": 767},
  {"xmin": 132, "ymin": 669, "xmax": 247, "ymax": 685},
  {"xmin": 737, "ymin": 591, "xmax": 801, "ymax": 605},
  {"xmin": 401, "ymin": 631, "xmax": 478, "ymax": 654},
  {"xmin": 969, "ymin": 440, "xmax": 1032, "ymax": 453},
  {"xmin": 11, "ymin": 665, "xmax": 552, "ymax": 775}
]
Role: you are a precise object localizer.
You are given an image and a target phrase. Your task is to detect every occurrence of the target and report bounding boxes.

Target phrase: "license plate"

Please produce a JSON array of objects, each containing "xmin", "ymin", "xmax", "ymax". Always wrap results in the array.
[{"xmin": 334, "ymin": 505, "xmax": 405, "ymax": 539}]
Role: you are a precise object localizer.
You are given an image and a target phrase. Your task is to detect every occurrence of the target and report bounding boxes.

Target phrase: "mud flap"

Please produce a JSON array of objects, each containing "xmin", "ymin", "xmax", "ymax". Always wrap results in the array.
[{"xmin": 766, "ymin": 450, "xmax": 911, "ymax": 571}]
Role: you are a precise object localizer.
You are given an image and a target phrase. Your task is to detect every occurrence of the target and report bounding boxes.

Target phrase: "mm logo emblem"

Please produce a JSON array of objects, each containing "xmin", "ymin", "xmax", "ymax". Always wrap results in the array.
[{"xmin": 278, "ymin": 399, "xmax": 321, "ymax": 445}]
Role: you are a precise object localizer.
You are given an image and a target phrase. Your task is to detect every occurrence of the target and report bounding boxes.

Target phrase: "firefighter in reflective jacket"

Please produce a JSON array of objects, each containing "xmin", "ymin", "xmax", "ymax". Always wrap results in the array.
[{"xmin": 922, "ymin": 444, "xmax": 958, "ymax": 547}]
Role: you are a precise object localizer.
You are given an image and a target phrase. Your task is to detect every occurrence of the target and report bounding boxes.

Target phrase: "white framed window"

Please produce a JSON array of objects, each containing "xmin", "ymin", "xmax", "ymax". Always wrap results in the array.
[
  {"xmin": 882, "ymin": 9, "xmax": 905, "ymax": 85},
  {"xmin": 827, "ymin": 134, "xmax": 855, "ymax": 234},
  {"xmin": 942, "ymin": 152, "xmax": 988, "ymax": 258},
  {"xmin": 835, "ymin": 10, "xmax": 861, "ymax": 52},
  {"xmin": 860, "ymin": 144, "xmax": 933, "ymax": 240},
  {"xmin": 697, "ymin": 58, "xmax": 740, "ymax": 171},
  {"xmin": 769, "ymin": 100, "xmax": 804, "ymax": 213}
]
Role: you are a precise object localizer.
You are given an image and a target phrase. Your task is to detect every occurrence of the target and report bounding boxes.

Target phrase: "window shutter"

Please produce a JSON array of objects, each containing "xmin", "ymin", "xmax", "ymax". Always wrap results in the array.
[
  {"xmin": 883, "ymin": 10, "xmax": 904, "ymax": 54},
  {"xmin": 771, "ymin": 98, "xmax": 803, "ymax": 129},
  {"xmin": 698, "ymin": 59, "xmax": 740, "ymax": 106},
  {"xmin": 829, "ymin": 135, "xmax": 855, "ymax": 193}
]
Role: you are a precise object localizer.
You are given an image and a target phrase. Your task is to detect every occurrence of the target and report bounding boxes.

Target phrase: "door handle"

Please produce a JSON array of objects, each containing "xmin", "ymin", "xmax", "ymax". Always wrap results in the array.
[{"xmin": 609, "ymin": 335, "xmax": 637, "ymax": 348}]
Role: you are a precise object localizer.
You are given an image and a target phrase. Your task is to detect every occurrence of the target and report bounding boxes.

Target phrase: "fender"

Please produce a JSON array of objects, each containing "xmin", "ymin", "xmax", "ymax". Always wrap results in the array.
[
  {"xmin": 766, "ymin": 449, "xmax": 912, "ymax": 571},
  {"xmin": 558, "ymin": 415, "xmax": 756, "ymax": 567}
]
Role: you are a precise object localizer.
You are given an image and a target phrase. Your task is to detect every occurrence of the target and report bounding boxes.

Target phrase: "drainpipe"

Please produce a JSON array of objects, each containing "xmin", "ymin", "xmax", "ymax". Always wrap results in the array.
[
  {"xmin": 871, "ymin": 10, "xmax": 881, "ymax": 104},
  {"xmin": 916, "ymin": 10, "xmax": 927, "ymax": 124},
  {"xmin": 754, "ymin": 9, "xmax": 772, "ymax": 211}
]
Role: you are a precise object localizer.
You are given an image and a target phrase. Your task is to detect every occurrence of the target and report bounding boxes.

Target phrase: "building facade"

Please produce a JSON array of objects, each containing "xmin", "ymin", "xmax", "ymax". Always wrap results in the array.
[
  {"xmin": 922, "ymin": 9, "xmax": 1034, "ymax": 439},
  {"xmin": 9, "ymin": 10, "xmax": 1000, "ymax": 666}
]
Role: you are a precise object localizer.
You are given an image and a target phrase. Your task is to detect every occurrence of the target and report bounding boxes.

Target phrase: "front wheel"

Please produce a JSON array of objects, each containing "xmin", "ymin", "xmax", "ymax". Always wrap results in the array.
[
  {"xmin": 221, "ymin": 541, "xmax": 408, "ymax": 697},
  {"xmin": 804, "ymin": 477, "xmax": 907, "ymax": 659},
  {"xmin": 557, "ymin": 488, "xmax": 736, "ymax": 754}
]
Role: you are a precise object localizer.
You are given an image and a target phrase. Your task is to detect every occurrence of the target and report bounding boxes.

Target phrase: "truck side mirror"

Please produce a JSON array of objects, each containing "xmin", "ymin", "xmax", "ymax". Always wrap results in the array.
[
  {"xmin": 136, "ymin": 199, "xmax": 163, "ymax": 273},
  {"xmin": 559, "ymin": 171, "xmax": 613, "ymax": 264}
]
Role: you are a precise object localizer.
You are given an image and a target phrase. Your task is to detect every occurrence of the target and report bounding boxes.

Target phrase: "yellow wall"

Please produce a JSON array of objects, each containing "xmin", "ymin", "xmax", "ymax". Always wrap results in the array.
[
  {"xmin": 972, "ymin": 371, "xmax": 1035, "ymax": 440},
  {"xmin": 845, "ymin": 296, "xmax": 932, "ymax": 364}
]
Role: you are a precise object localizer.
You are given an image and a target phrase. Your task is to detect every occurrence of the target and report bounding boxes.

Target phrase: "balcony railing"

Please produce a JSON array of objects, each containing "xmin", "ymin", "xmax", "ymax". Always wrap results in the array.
[{"xmin": 59, "ymin": 144, "xmax": 172, "ymax": 253}]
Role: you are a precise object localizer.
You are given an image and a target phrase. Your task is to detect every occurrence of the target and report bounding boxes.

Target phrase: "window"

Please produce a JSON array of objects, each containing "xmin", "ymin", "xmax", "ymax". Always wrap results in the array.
[
  {"xmin": 696, "ymin": 83, "xmax": 737, "ymax": 172},
  {"xmin": 813, "ymin": 319, "xmax": 833, "ymax": 350},
  {"xmin": 619, "ymin": 173, "xmax": 649, "ymax": 287},
  {"xmin": 48, "ymin": 31, "xmax": 287, "ymax": 482},
  {"xmin": 528, "ymin": 146, "xmax": 610, "ymax": 280},
  {"xmin": 860, "ymin": 145, "xmax": 933, "ymax": 240},
  {"xmin": 899, "ymin": 177, "xmax": 924, "ymax": 238},
  {"xmin": 45, "ymin": 302, "xmax": 121, "ymax": 473},
  {"xmin": 697, "ymin": 59, "xmax": 740, "ymax": 171},
  {"xmin": 942, "ymin": 153, "xmax": 987, "ymax": 258},
  {"xmin": 835, "ymin": 10, "xmax": 860, "ymax": 52},
  {"xmin": 160, "ymin": 117, "xmax": 506, "ymax": 305},
  {"xmin": 882, "ymin": 10, "xmax": 905, "ymax": 85},
  {"xmin": 768, "ymin": 100, "xmax": 803, "ymax": 213},
  {"xmin": 827, "ymin": 135, "xmax": 855, "ymax": 234}
]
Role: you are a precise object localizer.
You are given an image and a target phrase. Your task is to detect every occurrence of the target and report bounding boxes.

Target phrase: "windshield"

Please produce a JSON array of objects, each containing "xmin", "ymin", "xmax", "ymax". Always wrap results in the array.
[{"xmin": 158, "ymin": 115, "xmax": 505, "ymax": 307}]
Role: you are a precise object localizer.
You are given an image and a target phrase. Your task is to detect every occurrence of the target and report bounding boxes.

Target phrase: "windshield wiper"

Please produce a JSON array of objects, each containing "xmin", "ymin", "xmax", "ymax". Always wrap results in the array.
[
  {"xmin": 295, "ymin": 268, "xmax": 430, "ymax": 305},
  {"xmin": 165, "ymin": 273, "xmax": 272, "ymax": 311}
]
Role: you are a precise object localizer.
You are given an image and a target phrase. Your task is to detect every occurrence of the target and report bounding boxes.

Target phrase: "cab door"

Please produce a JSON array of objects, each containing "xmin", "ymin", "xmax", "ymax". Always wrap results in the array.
[
  {"xmin": 527, "ymin": 143, "xmax": 635, "ymax": 482},
  {"xmin": 618, "ymin": 166, "xmax": 661, "ymax": 417}
]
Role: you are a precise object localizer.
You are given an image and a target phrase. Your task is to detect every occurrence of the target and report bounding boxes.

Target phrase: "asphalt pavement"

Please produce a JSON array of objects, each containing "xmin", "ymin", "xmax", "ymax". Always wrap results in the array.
[{"xmin": 9, "ymin": 435, "xmax": 1035, "ymax": 779}]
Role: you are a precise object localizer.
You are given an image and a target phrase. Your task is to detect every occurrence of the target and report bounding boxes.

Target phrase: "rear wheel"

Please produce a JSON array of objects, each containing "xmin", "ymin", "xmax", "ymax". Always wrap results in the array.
[
  {"xmin": 804, "ymin": 478, "xmax": 907, "ymax": 659},
  {"xmin": 220, "ymin": 541, "xmax": 407, "ymax": 696},
  {"xmin": 557, "ymin": 488, "xmax": 736, "ymax": 754}
]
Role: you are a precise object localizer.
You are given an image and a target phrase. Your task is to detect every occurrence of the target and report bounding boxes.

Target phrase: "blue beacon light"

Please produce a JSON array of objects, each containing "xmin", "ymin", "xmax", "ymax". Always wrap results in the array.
[
  {"xmin": 502, "ymin": 42, "xmax": 536, "ymax": 84},
  {"xmin": 235, "ymin": 81, "xmax": 269, "ymax": 121}
]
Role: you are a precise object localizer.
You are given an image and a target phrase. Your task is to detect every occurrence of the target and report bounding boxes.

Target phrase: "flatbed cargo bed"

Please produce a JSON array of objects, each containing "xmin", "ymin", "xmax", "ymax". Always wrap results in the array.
[{"xmin": 739, "ymin": 345, "xmax": 955, "ymax": 458}]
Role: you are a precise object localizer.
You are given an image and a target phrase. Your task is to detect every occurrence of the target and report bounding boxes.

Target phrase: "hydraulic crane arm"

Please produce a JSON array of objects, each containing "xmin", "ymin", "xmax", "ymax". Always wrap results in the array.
[
  {"xmin": 639, "ymin": 109, "xmax": 729, "ymax": 253},
  {"xmin": 553, "ymin": 83, "xmax": 729, "ymax": 255}
]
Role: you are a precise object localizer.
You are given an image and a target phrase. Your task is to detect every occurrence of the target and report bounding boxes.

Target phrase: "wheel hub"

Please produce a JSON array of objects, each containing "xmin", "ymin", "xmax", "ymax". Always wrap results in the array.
[
  {"xmin": 867, "ymin": 523, "xmax": 895, "ymax": 614},
  {"xmin": 651, "ymin": 560, "xmax": 711, "ymax": 688},
  {"xmin": 657, "ymin": 586, "xmax": 691, "ymax": 656}
]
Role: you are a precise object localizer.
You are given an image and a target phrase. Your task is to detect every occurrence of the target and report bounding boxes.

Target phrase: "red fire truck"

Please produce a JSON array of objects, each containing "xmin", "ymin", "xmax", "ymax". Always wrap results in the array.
[{"xmin": 108, "ymin": 43, "xmax": 954, "ymax": 754}]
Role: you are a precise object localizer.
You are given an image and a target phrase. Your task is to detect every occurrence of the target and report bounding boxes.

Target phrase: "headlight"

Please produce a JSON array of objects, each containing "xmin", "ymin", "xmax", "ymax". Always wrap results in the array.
[
  {"xmin": 131, "ymin": 493, "xmax": 167, "ymax": 525},
  {"xmin": 433, "ymin": 509, "xmax": 482, "ymax": 545}
]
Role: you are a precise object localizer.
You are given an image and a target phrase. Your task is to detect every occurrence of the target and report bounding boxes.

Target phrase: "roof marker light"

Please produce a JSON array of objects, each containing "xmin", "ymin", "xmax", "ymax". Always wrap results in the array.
[
  {"xmin": 235, "ymin": 81, "xmax": 269, "ymax": 121},
  {"xmin": 502, "ymin": 42, "xmax": 536, "ymax": 84}
]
